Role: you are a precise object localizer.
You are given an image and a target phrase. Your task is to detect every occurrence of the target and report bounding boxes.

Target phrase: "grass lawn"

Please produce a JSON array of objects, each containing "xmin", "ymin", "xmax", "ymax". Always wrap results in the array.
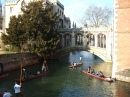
[{"xmin": 0, "ymin": 50, "xmax": 16, "ymax": 54}]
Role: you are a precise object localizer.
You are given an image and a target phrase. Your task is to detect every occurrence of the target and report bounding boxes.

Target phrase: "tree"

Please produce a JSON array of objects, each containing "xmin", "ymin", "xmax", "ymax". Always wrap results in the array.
[
  {"xmin": 2, "ymin": 1, "xmax": 60, "ymax": 56},
  {"xmin": 1, "ymin": 15, "xmax": 26, "ymax": 52},
  {"xmin": 21, "ymin": 1, "xmax": 60, "ymax": 56},
  {"xmin": 82, "ymin": 5, "xmax": 112, "ymax": 27}
]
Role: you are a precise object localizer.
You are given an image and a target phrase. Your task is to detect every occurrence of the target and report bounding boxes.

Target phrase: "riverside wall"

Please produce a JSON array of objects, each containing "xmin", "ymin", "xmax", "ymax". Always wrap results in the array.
[
  {"xmin": 0, "ymin": 53, "xmax": 41, "ymax": 72},
  {"xmin": 113, "ymin": 0, "xmax": 130, "ymax": 82}
]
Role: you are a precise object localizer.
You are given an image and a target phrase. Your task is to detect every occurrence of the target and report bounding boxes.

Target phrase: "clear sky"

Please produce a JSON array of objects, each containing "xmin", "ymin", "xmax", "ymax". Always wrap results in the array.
[
  {"xmin": 59, "ymin": 0, "xmax": 114, "ymax": 27},
  {"xmin": 1, "ymin": 0, "xmax": 114, "ymax": 27}
]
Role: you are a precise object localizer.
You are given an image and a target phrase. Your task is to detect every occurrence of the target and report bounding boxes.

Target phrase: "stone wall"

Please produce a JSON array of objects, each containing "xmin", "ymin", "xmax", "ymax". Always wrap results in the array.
[
  {"xmin": 115, "ymin": 69, "xmax": 130, "ymax": 82},
  {"xmin": 113, "ymin": 0, "xmax": 130, "ymax": 82},
  {"xmin": 0, "ymin": 53, "xmax": 40, "ymax": 72}
]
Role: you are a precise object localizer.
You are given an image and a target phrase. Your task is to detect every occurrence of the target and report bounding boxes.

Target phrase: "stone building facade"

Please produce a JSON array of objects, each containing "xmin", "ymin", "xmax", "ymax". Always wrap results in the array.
[
  {"xmin": 0, "ymin": 1, "xmax": 3, "ymax": 50},
  {"xmin": 4, "ymin": 0, "xmax": 71, "ymax": 33},
  {"xmin": 112, "ymin": 0, "xmax": 130, "ymax": 82}
]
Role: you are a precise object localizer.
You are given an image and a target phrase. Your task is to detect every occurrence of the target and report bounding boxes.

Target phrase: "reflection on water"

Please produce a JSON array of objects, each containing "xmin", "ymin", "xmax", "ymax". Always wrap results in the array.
[{"xmin": 0, "ymin": 51, "xmax": 130, "ymax": 97}]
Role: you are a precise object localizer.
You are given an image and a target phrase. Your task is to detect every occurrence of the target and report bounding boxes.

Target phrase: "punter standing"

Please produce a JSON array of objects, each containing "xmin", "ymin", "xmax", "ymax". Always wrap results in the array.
[
  {"xmin": 14, "ymin": 81, "xmax": 24, "ymax": 97},
  {"xmin": 42, "ymin": 60, "xmax": 47, "ymax": 72}
]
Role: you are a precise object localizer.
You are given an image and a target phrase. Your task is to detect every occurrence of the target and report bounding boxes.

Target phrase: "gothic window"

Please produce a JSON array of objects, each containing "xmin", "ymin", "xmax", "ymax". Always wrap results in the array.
[
  {"xmin": 10, "ymin": 7, "xmax": 13, "ymax": 13},
  {"xmin": 58, "ymin": 8, "xmax": 59, "ymax": 14},
  {"xmin": 62, "ymin": 12, "xmax": 63, "ymax": 17}
]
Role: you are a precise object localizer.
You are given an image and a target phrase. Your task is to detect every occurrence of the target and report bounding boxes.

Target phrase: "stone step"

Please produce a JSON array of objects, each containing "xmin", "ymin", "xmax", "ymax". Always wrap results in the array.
[{"xmin": 116, "ymin": 69, "xmax": 130, "ymax": 77}]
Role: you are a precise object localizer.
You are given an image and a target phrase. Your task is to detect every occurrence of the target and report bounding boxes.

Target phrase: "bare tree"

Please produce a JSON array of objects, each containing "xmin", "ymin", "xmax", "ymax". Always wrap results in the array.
[{"xmin": 82, "ymin": 5, "xmax": 112, "ymax": 27}]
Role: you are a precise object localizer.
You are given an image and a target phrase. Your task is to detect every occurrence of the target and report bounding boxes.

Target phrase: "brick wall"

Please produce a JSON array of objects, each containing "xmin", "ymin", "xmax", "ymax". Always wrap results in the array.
[{"xmin": 113, "ymin": 0, "xmax": 130, "ymax": 81}]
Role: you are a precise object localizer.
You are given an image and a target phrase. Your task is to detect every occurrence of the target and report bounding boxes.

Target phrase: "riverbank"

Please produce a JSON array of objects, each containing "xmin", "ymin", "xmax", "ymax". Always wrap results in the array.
[
  {"xmin": 0, "ymin": 52, "xmax": 41, "ymax": 72},
  {"xmin": 115, "ymin": 69, "xmax": 130, "ymax": 82}
]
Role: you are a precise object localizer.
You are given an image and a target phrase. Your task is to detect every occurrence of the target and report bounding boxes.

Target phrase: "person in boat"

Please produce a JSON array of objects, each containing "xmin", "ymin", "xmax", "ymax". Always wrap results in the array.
[
  {"xmin": 3, "ymin": 90, "xmax": 12, "ymax": 97},
  {"xmin": 87, "ymin": 64, "xmax": 91, "ymax": 73},
  {"xmin": 0, "ymin": 62, "xmax": 4, "ymax": 76},
  {"xmin": 22, "ymin": 68, "xmax": 29, "ymax": 79},
  {"xmin": 74, "ymin": 62, "xmax": 77, "ymax": 66},
  {"xmin": 91, "ymin": 68, "xmax": 95, "ymax": 75},
  {"xmin": 72, "ymin": 62, "xmax": 75, "ymax": 69},
  {"xmin": 105, "ymin": 76, "xmax": 113, "ymax": 81},
  {"xmin": 14, "ymin": 81, "xmax": 24, "ymax": 97},
  {"xmin": 100, "ymin": 71, "xmax": 105, "ymax": 78},
  {"xmin": 22, "ymin": 68, "xmax": 27, "ymax": 79},
  {"xmin": 29, "ymin": 72, "xmax": 34, "ymax": 78},
  {"xmin": 42, "ymin": 61, "xmax": 47, "ymax": 72},
  {"xmin": 98, "ymin": 71, "xmax": 105, "ymax": 78},
  {"xmin": 80, "ymin": 56, "xmax": 82, "ymax": 63},
  {"xmin": 37, "ymin": 71, "xmax": 40, "ymax": 75}
]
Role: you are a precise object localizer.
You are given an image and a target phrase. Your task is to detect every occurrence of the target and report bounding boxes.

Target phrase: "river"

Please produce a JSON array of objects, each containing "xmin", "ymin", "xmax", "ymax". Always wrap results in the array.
[{"xmin": 0, "ymin": 51, "xmax": 130, "ymax": 97}]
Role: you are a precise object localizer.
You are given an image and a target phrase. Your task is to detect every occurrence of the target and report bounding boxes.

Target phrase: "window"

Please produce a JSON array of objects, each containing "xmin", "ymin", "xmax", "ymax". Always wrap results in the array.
[
  {"xmin": 10, "ymin": 7, "xmax": 13, "ymax": 13},
  {"xmin": 58, "ymin": 9, "xmax": 59, "ymax": 14},
  {"xmin": 62, "ymin": 12, "xmax": 63, "ymax": 16}
]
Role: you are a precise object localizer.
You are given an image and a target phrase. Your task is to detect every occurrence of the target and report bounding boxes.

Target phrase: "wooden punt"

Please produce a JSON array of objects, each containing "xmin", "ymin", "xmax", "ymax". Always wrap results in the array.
[
  {"xmin": 0, "ymin": 74, "xmax": 8, "ymax": 79},
  {"xmin": 16, "ymin": 72, "xmax": 48, "ymax": 82},
  {"xmin": 69, "ymin": 63, "xmax": 83, "ymax": 68},
  {"xmin": 82, "ymin": 70, "xmax": 113, "ymax": 82}
]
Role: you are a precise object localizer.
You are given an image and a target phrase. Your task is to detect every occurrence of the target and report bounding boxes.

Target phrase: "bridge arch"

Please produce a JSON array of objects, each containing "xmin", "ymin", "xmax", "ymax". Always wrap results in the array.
[{"xmin": 51, "ymin": 46, "xmax": 111, "ymax": 62}]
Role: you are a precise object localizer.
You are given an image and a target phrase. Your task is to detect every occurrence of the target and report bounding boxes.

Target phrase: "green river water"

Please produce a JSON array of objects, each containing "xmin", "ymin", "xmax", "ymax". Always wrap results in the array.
[{"xmin": 0, "ymin": 51, "xmax": 130, "ymax": 97}]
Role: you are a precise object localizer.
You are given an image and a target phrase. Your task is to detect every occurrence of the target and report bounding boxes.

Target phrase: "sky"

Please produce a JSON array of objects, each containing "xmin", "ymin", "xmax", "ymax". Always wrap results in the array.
[
  {"xmin": 1, "ymin": 0, "xmax": 114, "ymax": 27},
  {"xmin": 59, "ymin": 0, "xmax": 114, "ymax": 27}
]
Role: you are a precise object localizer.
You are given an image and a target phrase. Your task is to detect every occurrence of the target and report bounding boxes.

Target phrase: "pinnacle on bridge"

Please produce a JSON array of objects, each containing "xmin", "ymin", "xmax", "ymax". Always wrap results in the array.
[
  {"xmin": 75, "ymin": 23, "xmax": 76, "ymax": 28},
  {"xmin": 73, "ymin": 21, "xmax": 74, "ymax": 28},
  {"xmin": 0, "ymin": 0, "xmax": 2, "ymax": 17}
]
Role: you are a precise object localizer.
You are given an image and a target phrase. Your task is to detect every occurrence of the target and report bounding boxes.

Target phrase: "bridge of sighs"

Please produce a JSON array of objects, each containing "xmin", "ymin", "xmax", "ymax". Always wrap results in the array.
[{"xmin": 54, "ymin": 27, "xmax": 113, "ymax": 62}]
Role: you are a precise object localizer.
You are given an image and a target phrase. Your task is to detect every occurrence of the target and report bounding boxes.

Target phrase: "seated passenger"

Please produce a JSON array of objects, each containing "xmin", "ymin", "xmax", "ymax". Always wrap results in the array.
[
  {"xmin": 105, "ymin": 77, "xmax": 113, "ymax": 81},
  {"xmin": 96, "ymin": 72, "xmax": 99, "ymax": 76},
  {"xmin": 98, "ymin": 71, "xmax": 105, "ymax": 78},
  {"xmin": 37, "ymin": 71, "xmax": 40, "ymax": 75},
  {"xmin": 29, "ymin": 72, "xmax": 33, "ymax": 77},
  {"xmin": 91, "ymin": 68, "xmax": 95, "ymax": 75}
]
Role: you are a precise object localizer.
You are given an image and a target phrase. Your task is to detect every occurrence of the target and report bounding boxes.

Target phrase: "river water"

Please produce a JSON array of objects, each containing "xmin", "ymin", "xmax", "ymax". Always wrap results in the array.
[{"xmin": 0, "ymin": 51, "xmax": 130, "ymax": 97}]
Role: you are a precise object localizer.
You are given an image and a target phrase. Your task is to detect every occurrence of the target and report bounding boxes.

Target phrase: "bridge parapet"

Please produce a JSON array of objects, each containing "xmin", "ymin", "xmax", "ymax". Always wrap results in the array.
[
  {"xmin": 58, "ymin": 27, "xmax": 111, "ymax": 32},
  {"xmin": 83, "ymin": 27, "xmax": 111, "ymax": 32}
]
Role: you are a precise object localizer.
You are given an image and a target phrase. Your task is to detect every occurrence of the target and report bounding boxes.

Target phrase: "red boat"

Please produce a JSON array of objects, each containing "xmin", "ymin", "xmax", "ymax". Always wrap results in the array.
[
  {"xmin": 82, "ymin": 70, "xmax": 113, "ymax": 82},
  {"xmin": 16, "ymin": 72, "xmax": 48, "ymax": 82},
  {"xmin": 0, "ymin": 74, "xmax": 8, "ymax": 79},
  {"xmin": 69, "ymin": 63, "xmax": 83, "ymax": 68}
]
